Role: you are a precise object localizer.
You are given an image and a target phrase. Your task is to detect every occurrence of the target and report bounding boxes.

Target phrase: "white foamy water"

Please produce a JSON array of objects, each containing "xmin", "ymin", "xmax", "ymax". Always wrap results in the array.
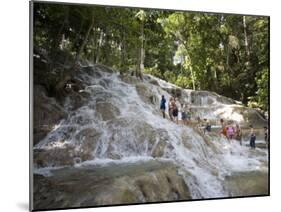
[{"xmin": 34, "ymin": 65, "xmax": 268, "ymax": 199}]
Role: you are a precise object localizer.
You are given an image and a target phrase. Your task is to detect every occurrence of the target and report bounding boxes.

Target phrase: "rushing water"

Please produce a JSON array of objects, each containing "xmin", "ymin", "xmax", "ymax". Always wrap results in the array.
[{"xmin": 34, "ymin": 64, "xmax": 268, "ymax": 202}]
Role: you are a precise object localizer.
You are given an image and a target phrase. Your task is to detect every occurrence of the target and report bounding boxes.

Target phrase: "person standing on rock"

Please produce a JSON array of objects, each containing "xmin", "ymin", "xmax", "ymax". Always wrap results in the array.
[
  {"xmin": 186, "ymin": 108, "xmax": 192, "ymax": 124},
  {"xmin": 204, "ymin": 119, "xmax": 211, "ymax": 134},
  {"xmin": 226, "ymin": 123, "xmax": 235, "ymax": 140},
  {"xmin": 235, "ymin": 123, "xmax": 242, "ymax": 145},
  {"xmin": 181, "ymin": 104, "xmax": 187, "ymax": 125},
  {"xmin": 172, "ymin": 98, "xmax": 179, "ymax": 124},
  {"xmin": 160, "ymin": 95, "xmax": 166, "ymax": 118},
  {"xmin": 220, "ymin": 119, "xmax": 227, "ymax": 138},
  {"xmin": 168, "ymin": 97, "xmax": 174, "ymax": 121},
  {"xmin": 249, "ymin": 125, "xmax": 256, "ymax": 149}
]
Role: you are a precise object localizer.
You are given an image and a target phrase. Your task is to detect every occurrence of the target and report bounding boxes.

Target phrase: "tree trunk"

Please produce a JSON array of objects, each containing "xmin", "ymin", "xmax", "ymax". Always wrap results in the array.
[
  {"xmin": 243, "ymin": 16, "xmax": 250, "ymax": 58},
  {"xmin": 103, "ymin": 26, "xmax": 111, "ymax": 65},
  {"xmin": 186, "ymin": 55, "xmax": 196, "ymax": 90},
  {"xmin": 76, "ymin": 14, "xmax": 95, "ymax": 62},
  {"xmin": 120, "ymin": 28, "xmax": 126, "ymax": 75},
  {"xmin": 95, "ymin": 30, "xmax": 103, "ymax": 64},
  {"xmin": 135, "ymin": 21, "xmax": 144, "ymax": 80}
]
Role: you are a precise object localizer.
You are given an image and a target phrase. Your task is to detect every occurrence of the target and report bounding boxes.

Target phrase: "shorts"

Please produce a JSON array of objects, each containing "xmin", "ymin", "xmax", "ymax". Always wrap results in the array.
[{"xmin": 172, "ymin": 109, "xmax": 178, "ymax": 117}]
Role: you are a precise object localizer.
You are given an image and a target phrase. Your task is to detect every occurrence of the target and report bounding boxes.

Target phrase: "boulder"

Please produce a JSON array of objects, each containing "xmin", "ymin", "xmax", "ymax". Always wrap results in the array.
[{"xmin": 33, "ymin": 85, "xmax": 66, "ymax": 145}]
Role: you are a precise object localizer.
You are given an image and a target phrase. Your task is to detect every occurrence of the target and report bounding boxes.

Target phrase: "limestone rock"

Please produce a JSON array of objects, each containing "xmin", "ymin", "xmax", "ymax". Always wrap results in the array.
[
  {"xmin": 33, "ymin": 85, "xmax": 66, "ymax": 145},
  {"xmin": 96, "ymin": 102, "xmax": 120, "ymax": 121}
]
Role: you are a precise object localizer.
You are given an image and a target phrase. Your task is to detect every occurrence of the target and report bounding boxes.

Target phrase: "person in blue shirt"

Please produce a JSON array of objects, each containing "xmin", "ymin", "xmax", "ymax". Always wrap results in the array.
[{"xmin": 160, "ymin": 95, "xmax": 166, "ymax": 118}]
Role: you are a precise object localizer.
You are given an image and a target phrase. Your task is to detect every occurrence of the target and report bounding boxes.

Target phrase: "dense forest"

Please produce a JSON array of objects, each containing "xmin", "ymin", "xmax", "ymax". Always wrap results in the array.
[{"xmin": 33, "ymin": 3, "xmax": 269, "ymax": 112}]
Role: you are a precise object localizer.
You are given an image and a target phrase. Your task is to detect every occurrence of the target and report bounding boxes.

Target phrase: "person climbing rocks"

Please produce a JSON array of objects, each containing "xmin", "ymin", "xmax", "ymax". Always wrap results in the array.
[
  {"xmin": 203, "ymin": 119, "xmax": 211, "ymax": 134},
  {"xmin": 226, "ymin": 124, "xmax": 234, "ymax": 140},
  {"xmin": 181, "ymin": 104, "xmax": 187, "ymax": 125},
  {"xmin": 220, "ymin": 119, "xmax": 227, "ymax": 138},
  {"xmin": 172, "ymin": 98, "xmax": 179, "ymax": 124},
  {"xmin": 186, "ymin": 108, "xmax": 192, "ymax": 124},
  {"xmin": 264, "ymin": 126, "xmax": 268, "ymax": 148},
  {"xmin": 168, "ymin": 97, "xmax": 174, "ymax": 121},
  {"xmin": 160, "ymin": 95, "xmax": 166, "ymax": 118},
  {"xmin": 249, "ymin": 125, "xmax": 256, "ymax": 149},
  {"xmin": 235, "ymin": 123, "xmax": 242, "ymax": 145},
  {"xmin": 220, "ymin": 118, "xmax": 224, "ymax": 126}
]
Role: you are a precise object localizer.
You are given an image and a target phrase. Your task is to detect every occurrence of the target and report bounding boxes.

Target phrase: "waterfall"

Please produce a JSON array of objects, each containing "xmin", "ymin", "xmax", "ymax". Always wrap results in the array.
[{"xmin": 33, "ymin": 65, "xmax": 268, "ymax": 200}]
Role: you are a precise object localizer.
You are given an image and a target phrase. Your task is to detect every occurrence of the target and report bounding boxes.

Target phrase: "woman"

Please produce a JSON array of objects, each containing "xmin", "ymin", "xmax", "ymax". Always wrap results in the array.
[
  {"xmin": 168, "ymin": 97, "xmax": 174, "ymax": 121},
  {"xmin": 226, "ymin": 125, "xmax": 234, "ymax": 139},
  {"xmin": 235, "ymin": 123, "xmax": 242, "ymax": 145},
  {"xmin": 172, "ymin": 99, "xmax": 178, "ymax": 124}
]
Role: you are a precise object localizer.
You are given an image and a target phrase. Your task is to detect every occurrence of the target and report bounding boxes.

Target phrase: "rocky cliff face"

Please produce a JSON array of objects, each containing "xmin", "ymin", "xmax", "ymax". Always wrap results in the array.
[
  {"xmin": 34, "ymin": 161, "xmax": 190, "ymax": 210},
  {"xmin": 33, "ymin": 64, "xmax": 268, "ymax": 209}
]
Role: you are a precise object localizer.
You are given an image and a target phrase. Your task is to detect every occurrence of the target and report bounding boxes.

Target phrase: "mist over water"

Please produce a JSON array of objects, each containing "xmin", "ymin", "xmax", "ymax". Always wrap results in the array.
[{"xmin": 34, "ymin": 65, "xmax": 268, "ymax": 200}]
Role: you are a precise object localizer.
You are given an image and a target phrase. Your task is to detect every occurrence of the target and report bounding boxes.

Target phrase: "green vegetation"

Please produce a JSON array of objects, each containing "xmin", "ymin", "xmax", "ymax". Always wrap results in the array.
[{"xmin": 33, "ymin": 3, "xmax": 269, "ymax": 111}]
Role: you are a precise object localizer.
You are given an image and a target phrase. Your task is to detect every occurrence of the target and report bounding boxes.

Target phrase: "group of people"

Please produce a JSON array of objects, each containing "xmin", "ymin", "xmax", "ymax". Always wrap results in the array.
[
  {"xmin": 160, "ymin": 95, "xmax": 269, "ymax": 149},
  {"xmin": 220, "ymin": 119, "xmax": 242, "ymax": 143},
  {"xmin": 160, "ymin": 95, "xmax": 192, "ymax": 125}
]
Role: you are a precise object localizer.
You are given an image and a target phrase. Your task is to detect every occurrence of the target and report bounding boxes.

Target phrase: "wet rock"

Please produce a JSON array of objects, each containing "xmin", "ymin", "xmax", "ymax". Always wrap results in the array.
[
  {"xmin": 151, "ymin": 129, "xmax": 170, "ymax": 158},
  {"xmin": 81, "ymin": 66, "xmax": 102, "ymax": 78},
  {"xmin": 149, "ymin": 79, "xmax": 160, "ymax": 86},
  {"xmin": 151, "ymin": 140, "xmax": 167, "ymax": 158},
  {"xmin": 99, "ymin": 78, "xmax": 112, "ymax": 88},
  {"xmin": 33, "ymin": 161, "xmax": 191, "ymax": 209},
  {"xmin": 34, "ymin": 85, "xmax": 66, "ymax": 145},
  {"xmin": 34, "ymin": 146, "xmax": 75, "ymax": 167},
  {"xmin": 239, "ymin": 107, "xmax": 267, "ymax": 127},
  {"xmin": 224, "ymin": 171, "xmax": 268, "ymax": 197},
  {"xmin": 163, "ymin": 87, "xmax": 182, "ymax": 98},
  {"xmin": 67, "ymin": 92, "xmax": 87, "ymax": 110},
  {"xmin": 96, "ymin": 102, "xmax": 120, "ymax": 121},
  {"xmin": 136, "ymin": 83, "xmax": 159, "ymax": 105},
  {"xmin": 119, "ymin": 74, "xmax": 139, "ymax": 84},
  {"xmin": 94, "ymin": 64, "xmax": 114, "ymax": 73},
  {"xmin": 75, "ymin": 128, "xmax": 102, "ymax": 161}
]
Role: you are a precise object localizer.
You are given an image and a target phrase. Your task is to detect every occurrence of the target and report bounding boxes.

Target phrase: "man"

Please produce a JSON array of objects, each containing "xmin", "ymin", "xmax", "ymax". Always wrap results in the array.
[{"xmin": 160, "ymin": 95, "xmax": 166, "ymax": 118}]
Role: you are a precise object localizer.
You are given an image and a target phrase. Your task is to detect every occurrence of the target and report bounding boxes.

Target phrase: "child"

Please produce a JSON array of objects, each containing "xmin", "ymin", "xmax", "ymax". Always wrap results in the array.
[{"xmin": 226, "ymin": 125, "xmax": 234, "ymax": 139}]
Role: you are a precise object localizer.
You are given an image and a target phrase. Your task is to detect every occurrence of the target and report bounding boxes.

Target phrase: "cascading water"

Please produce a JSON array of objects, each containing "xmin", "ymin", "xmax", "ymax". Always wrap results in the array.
[{"xmin": 33, "ymin": 64, "xmax": 268, "ymax": 203}]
